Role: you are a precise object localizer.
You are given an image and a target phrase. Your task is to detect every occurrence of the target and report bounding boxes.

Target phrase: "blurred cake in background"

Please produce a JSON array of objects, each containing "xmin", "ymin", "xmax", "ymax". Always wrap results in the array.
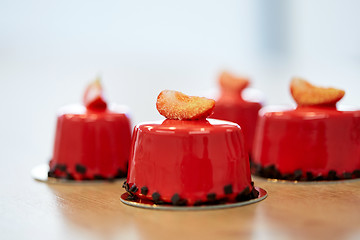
[
  {"xmin": 48, "ymin": 78, "xmax": 132, "ymax": 181},
  {"xmin": 212, "ymin": 71, "xmax": 264, "ymax": 157},
  {"xmin": 252, "ymin": 78, "xmax": 360, "ymax": 181}
]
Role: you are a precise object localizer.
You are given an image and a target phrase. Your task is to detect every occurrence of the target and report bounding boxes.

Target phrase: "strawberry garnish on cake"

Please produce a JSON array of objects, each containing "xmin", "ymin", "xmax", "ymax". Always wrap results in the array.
[
  {"xmin": 290, "ymin": 77, "xmax": 345, "ymax": 107},
  {"xmin": 156, "ymin": 90, "xmax": 215, "ymax": 120},
  {"xmin": 83, "ymin": 77, "xmax": 107, "ymax": 110},
  {"xmin": 218, "ymin": 71, "xmax": 250, "ymax": 101}
]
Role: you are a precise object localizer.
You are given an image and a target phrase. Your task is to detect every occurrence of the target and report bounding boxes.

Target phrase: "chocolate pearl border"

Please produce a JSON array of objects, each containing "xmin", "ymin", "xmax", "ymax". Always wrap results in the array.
[
  {"xmin": 123, "ymin": 182, "xmax": 259, "ymax": 206},
  {"xmin": 250, "ymin": 161, "xmax": 360, "ymax": 181},
  {"xmin": 48, "ymin": 162, "xmax": 128, "ymax": 181}
]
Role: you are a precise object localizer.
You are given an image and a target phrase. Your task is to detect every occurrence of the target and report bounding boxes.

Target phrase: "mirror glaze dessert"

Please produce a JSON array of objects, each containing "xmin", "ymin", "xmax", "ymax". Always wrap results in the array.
[
  {"xmin": 123, "ymin": 90, "xmax": 258, "ymax": 206},
  {"xmin": 211, "ymin": 72, "xmax": 263, "ymax": 156},
  {"xmin": 252, "ymin": 78, "xmax": 360, "ymax": 181},
  {"xmin": 48, "ymin": 79, "xmax": 132, "ymax": 180}
]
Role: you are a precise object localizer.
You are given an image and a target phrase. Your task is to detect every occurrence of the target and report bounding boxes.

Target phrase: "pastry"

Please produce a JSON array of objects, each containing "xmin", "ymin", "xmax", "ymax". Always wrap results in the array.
[
  {"xmin": 124, "ymin": 90, "xmax": 258, "ymax": 205},
  {"xmin": 48, "ymin": 78, "xmax": 132, "ymax": 180},
  {"xmin": 252, "ymin": 78, "xmax": 360, "ymax": 181},
  {"xmin": 212, "ymin": 71, "xmax": 263, "ymax": 156}
]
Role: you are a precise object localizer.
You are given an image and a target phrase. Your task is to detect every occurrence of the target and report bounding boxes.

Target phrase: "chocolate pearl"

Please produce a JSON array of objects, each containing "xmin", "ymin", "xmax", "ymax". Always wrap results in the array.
[
  {"xmin": 294, "ymin": 169, "xmax": 303, "ymax": 181},
  {"xmin": 75, "ymin": 164, "xmax": 86, "ymax": 174},
  {"xmin": 152, "ymin": 192, "xmax": 161, "ymax": 203},
  {"xmin": 122, "ymin": 181, "xmax": 129, "ymax": 191},
  {"xmin": 250, "ymin": 187, "xmax": 259, "ymax": 198},
  {"xmin": 94, "ymin": 175, "xmax": 104, "ymax": 180},
  {"xmin": 224, "ymin": 184, "xmax": 233, "ymax": 195},
  {"xmin": 235, "ymin": 186, "xmax": 251, "ymax": 202},
  {"xmin": 129, "ymin": 184, "xmax": 138, "ymax": 193},
  {"xmin": 206, "ymin": 193, "xmax": 216, "ymax": 201},
  {"xmin": 353, "ymin": 170, "xmax": 360, "ymax": 178},
  {"xmin": 55, "ymin": 164, "xmax": 67, "ymax": 172},
  {"xmin": 141, "ymin": 186, "xmax": 148, "ymax": 195},
  {"xmin": 328, "ymin": 170, "xmax": 338, "ymax": 180},
  {"xmin": 343, "ymin": 172, "xmax": 352, "ymax": 179},
  {"xmin": 306, "ymin": 172, "xmax": 314, "ymax": 181}
]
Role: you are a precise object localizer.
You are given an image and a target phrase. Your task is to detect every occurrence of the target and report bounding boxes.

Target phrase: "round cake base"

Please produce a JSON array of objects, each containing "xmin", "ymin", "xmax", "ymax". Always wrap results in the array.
[
  {"xmin": 120, "ymin": 187, "xmax": 267, "ymax": 211},
  {"xmin": 31, "ymin": 164, "xmax": 124, "ymax": 184}
]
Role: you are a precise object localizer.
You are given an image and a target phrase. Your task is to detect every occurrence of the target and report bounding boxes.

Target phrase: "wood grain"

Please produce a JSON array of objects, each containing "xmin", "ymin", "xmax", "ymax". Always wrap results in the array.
[{"xmin": 2, "ymin": 171, "xmax": 360, "ymax": 240}]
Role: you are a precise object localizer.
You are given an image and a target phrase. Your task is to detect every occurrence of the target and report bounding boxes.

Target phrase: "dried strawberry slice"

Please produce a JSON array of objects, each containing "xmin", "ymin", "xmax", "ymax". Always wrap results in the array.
[
  {"xmin": 290, "ymin": 78, "xmax": 345, "ymax": 107},
  {"xmin": 156, "ymin": 90, "xmax": 215, "ymax": 120},
  {"xmin": 219, "ymin": 71, "xmax": 250, "ymax": 93}
]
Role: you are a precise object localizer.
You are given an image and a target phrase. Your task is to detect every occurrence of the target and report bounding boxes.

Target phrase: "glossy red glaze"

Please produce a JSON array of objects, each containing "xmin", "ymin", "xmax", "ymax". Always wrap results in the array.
[
  {"xmin": 127, "ymin": 118, "xmax": 253, "ymax": 206},
  {"xmin": 50, "ymin": 104, "xmax": 132, "ymax": 180},
  {"xmin": 212, "ymin": 90, "xmax": 262, "ymax": 155},
  {"xmin": 252, "ymin": 105, "xmax": 360, "ymax": 176}
]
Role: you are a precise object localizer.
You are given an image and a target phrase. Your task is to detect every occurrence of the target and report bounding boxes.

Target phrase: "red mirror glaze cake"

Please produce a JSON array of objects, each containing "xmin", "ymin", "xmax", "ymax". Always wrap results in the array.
[
  {"xmin": 48, "ymin": 78, "xmax": 132, "ymax": 181},
  {"xmin": 211, "ymin": 72, "xmax": 263, "ymax": 156},
  {"xmin": 252, "ymin": 78, "xmax": 360, "ymax": 181},
  {"xmin": 123, "ymin": 90, "xmax": 258, "ymax": 206}
]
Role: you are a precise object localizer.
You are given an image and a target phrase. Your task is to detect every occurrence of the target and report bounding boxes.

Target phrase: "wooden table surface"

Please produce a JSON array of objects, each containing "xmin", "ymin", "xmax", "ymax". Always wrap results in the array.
[{"xmin": 2, "ymin": 166, "xmax": 360, "ymax": 240}]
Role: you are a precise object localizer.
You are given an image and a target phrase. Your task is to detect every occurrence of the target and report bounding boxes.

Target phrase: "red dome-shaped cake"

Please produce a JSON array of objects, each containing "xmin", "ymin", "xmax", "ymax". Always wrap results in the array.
[
  {"xmin": 48, "ymin": 79, "xmax": 132, "ymax": 180},
  {"xmin": 211, "ymin": 72, "xmax": 263, "ymax": 156},
  {"xmin": 252, "ymin": 78, "xmax": 360, "ymax": 181},
  {"xmin": 123, "ymin": 90, "xmax": 258, "ymax": 206}
]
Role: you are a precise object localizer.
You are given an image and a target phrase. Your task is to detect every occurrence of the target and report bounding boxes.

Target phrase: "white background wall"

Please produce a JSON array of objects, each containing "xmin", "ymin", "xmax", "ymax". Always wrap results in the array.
[{"xmin": 1, "ymin": 0, "xmax": 360, "ymax": 170}]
